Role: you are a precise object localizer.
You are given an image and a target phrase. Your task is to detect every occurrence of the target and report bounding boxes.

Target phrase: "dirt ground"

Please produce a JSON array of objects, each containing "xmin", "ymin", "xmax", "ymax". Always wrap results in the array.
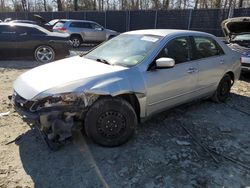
[{"xmin": 0, "ymin": 57, "xmax": 250, "ymax": 188}]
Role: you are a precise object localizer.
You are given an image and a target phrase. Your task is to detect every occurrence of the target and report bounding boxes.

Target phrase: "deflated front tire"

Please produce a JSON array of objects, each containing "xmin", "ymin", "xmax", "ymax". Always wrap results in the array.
[{"xmin": 84, "ymin": 97, "xmax": 137, "ymax": 147}]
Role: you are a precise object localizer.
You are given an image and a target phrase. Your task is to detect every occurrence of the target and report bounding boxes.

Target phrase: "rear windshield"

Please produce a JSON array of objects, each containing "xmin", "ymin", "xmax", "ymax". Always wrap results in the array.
[{"xmin": 53, "ymin": 21, "xmax": 65, "ymax": 28}]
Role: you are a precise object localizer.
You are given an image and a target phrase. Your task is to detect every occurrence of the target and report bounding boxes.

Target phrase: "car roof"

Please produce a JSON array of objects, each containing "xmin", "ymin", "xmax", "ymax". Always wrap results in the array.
[
  {"xmin": 57, "ymin": 19, "xmax": 97, "ymax": 23},
  {"xmin": 10, "ymin": 20, "xmax": 37, "ymax": 23},
  {"xmin": 125, "ymin": 29, "xmax": 213, "ymax": 37},
  {"xmin": 0, "ymin": 22, "xmax": 40, "ymax": 28},
  {"xmin": 0, "ymin": 22, "xmax": 50, "ymax": 33}
]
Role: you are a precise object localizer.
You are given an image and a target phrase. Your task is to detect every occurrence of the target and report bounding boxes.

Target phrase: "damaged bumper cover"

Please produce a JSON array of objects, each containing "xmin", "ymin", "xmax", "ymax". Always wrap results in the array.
[
  {"xmin": 13, "ymin": 91, "xmax": 87, "ymax": 123},
  {"xmin": 12, "ymin": 91, "xmax": 98, "ymax": 149}
]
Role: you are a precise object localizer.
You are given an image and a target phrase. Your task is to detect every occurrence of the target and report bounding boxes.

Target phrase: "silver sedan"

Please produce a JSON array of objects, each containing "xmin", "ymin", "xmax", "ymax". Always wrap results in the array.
[{"xmin": 13, "ymin": 29, "xmax": 241, "ymax": 149}]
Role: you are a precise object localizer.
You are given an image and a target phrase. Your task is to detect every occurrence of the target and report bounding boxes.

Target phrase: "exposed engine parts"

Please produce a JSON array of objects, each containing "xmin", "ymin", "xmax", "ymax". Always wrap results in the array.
[{"xmin": 35, "ymin": 93, "xmax": 99, "ymax": 150}]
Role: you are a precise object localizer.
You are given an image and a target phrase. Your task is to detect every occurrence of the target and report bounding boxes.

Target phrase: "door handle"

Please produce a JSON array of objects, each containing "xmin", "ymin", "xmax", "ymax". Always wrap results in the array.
[
  {"xmin": 187, "ymin": 67, "xmax": 197, "ymax": 73},
  {"xmin": 19, "ymin": 32, "xmax": 27, "ymax": 36},
  {"xmin": 220, "ymin": 59, "xmax": 225, "ymax": 64}
]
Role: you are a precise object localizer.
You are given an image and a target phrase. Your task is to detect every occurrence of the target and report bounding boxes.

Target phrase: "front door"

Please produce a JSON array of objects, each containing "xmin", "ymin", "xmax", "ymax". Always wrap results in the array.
[
  {"xmin": 88, "ymin": 23, "xmax": 106, "ymax": 42},
  {"xmin": 144, "ymin": 36, "xmax": 199, "ymax": 116}
]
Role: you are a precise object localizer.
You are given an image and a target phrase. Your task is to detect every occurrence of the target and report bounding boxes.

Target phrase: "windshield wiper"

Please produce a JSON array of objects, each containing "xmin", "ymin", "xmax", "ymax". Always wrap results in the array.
[{"xmin": 96, "ymin": 58, "xmax": 112, "ymax": 65}]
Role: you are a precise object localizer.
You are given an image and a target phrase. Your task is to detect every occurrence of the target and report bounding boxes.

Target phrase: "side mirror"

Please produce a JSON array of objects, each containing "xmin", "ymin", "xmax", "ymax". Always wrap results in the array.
[{"xmin": 156, "ymin": 58, "xmax": 175, "ymax": 68}]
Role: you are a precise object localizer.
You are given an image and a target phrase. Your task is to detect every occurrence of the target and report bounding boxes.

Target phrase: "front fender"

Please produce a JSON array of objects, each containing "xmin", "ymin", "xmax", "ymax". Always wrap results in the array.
[{"xmin": 84, "ymin": 69, "xmax": 147, "ymax": 117}]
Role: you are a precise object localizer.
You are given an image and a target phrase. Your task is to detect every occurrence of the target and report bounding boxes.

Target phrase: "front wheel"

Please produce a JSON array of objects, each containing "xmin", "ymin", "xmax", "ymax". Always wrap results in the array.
[
  {"xmin": 85, "ymin": 97, "xmax": 137, "ymax": 147},
  {"xmin": 212, "ymin": 74, "xmax": 232, "ymax": 102},
  {"xmin": 34, "ymin": 45, "xmax": 55, "ymax": 64}
]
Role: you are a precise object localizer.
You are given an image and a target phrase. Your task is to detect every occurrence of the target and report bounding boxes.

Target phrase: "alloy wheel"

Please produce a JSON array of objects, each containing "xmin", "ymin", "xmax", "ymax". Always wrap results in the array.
[{"xmin": 35, "ymin": 46, "xmax": 55, "ymax": 63}]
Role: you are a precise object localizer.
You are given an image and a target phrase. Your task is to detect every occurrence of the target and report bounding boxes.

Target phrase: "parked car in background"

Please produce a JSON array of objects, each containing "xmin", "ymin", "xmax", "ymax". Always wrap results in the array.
[
  {"xmin": 222, "ymin": 17, "xmax": 250, "ymax": 72},
  {"xmin": 53, "ymin": 19, "xmax": 118, "ymax": 47},
  {"xmin": 0, "ymin": 23, "xmax": 71, "ymax": 63},
  {"xmin": 9, "ymin": 20, "xmax": 53, "ymax": 31},
  {"xmin": 12, "ymin": 29, "xmax": 241, "ymax": 149},
  {"xmin": 4, "ymin": 18, "xmax": 12, "ymax": 22},
  {"xmin": 9, "ymin": 15, "xmax": 54, "ymax": 31},
  {"xmin": 45, "ymin": 19, "xmax": 62, "ymax": 28}
]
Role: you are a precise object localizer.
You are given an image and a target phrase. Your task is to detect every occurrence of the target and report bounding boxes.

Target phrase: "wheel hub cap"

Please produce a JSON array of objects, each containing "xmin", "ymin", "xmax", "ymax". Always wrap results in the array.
[
  {"xmin": 37, "ymin": 47, "xmax": 53, "ymax": 62},
  {"xmin": 97, "ymin": 111, "xmax": 126, "ymax": 138},
  {"xmin": 72, "ymin": 39, "xmax": 80, "ymax": 47}
]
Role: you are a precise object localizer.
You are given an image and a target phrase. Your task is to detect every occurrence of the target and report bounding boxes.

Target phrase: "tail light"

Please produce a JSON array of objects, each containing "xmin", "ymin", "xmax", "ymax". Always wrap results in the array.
[{"xmin": 55, "ymin": 27, "xmax": 66, "ymax": 32}]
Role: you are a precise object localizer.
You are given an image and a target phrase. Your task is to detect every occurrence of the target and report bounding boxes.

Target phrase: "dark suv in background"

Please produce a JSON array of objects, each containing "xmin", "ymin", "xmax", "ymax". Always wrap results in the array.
[{"xmin": 0, "ymin": 23, "xmax": 71, "ymax": 63}]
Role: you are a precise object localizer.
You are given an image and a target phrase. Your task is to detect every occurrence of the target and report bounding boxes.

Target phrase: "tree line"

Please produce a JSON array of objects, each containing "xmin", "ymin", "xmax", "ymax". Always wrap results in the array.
[{"xmin": 0, "ymin": 0, "xmax": 249, "ymax": 12}]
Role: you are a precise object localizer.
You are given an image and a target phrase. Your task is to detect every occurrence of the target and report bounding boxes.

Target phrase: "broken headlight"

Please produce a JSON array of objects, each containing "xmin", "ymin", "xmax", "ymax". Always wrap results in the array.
[{"xmin": 30, "ymin": 93, "xmax": 86, "ymax": 111}]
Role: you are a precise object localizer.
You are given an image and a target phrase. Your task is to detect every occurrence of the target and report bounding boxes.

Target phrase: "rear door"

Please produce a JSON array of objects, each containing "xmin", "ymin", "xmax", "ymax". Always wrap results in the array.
[
  {"xmin": 191, "ymin": 36, "xmax": 226, "ymax": 95},
  {"xmin": 67, "ymin": 22, "xmax": 91, "ymax": 41}
]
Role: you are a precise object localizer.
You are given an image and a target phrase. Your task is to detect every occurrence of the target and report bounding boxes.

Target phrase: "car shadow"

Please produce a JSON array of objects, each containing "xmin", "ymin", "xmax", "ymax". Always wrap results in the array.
[
  {"xmin": 240, "ymin": 71, "xmax": 250, "ymax": 82},
  {"xmin": 0, "ymin": 59, "xmax": 38, "ymax": 69},
  {"xmin": 0, "ymin": 46, "xmax": 94, "ymax": 70},
  {"xmin": 17, "ymin": 93, "xmax": 250, "ymax": 187}
]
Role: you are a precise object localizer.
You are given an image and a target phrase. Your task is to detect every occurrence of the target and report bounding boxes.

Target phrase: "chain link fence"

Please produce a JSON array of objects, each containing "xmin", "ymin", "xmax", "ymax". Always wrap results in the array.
[{"xmin": 0, "ymin": 8, "xmax": 249, "ymax": 36}]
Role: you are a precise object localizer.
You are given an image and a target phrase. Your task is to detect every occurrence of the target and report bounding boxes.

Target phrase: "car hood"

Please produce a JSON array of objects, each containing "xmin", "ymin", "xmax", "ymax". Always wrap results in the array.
[
  {"xmin": 105, "ymin": 29, "xmax": 118, "ymax": 34},
  {"xmin": 13, "ymin": 56, "xmax": 128, "ymax": 100},
  {"xmin": 221, "ymin": 17, "xmax": 250, "ymax": 38}
]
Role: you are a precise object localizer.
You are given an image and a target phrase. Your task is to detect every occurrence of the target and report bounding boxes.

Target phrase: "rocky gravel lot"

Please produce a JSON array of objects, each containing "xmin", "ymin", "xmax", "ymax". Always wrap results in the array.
[{"xmin": 0, "ymin": 55, "xmax": 250, "ymax": 188}]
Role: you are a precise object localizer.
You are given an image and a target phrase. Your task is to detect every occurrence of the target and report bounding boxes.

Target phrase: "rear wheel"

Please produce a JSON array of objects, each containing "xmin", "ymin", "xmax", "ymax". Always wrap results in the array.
[
  {"xmin": 71, "ymin": 36, "xmax": 82, "ymax": 48},
  {"xmin": 85, "ymin": 97, "xmax": 137, "ymax": 147},
  {"xmin": 212, "ymin": 74, "xmax": 232, "ymax": 102},
  {"xmin": 34, "ymin": 45, "xmax": 55, "ymax": 64}
]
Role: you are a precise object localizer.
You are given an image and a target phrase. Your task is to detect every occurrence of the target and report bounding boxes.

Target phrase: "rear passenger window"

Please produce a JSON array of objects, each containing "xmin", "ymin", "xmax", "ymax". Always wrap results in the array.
[
  {"xmin": 16, "ymin": 27, "xmax": 44, "ymax": 35},
  {"xmin": 157, "ymin": 37, "xmax": 190, "ymax": 64},
  {"xmin": 69, "ymin": 22, "xmax": 91, "ymax": 28},
  {"xmin": 0, "ymin": 25, "xmax": 16, "ymax": 34},
  {"xmin": 193, "ymin": 37, "xmax": 224, "ymax": 59}
]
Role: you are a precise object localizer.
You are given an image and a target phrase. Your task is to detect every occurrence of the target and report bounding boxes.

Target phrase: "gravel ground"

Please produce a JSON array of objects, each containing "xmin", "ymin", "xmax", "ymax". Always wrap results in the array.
[{"xmin": 0, "ymin": 54, "xmax": 250, "ymax": 188}]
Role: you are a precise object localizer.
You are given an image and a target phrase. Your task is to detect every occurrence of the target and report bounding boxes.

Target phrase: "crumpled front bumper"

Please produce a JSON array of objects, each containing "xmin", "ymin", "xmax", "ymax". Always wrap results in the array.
[
  {"xmin": 241, "ymin": 57, "xmax": 250, "ymax": 71},
  {"xmin": 12, "ymin": 91, "xmax": 85, "ymax": 125},
  {"xmin": 12, "ymin": 91, "xmax": 40, "ymax": 125},
  {"xmin": 14, "ymin": 104, "xmax": 40, "ymax": 125}
]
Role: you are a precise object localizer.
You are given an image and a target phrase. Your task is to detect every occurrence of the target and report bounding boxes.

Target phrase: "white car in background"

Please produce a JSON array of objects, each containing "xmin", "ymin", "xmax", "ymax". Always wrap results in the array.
[
  {"xmin": 12, "ymin": 29, "xmax": 241, "ymax": 149},
  {"xmin": 222, "ymin": 17, "xmax": 250, "ymax": 72},
  {"xmin": 53, "ymin": 19, "xmax": 118, "ymax": 48}
]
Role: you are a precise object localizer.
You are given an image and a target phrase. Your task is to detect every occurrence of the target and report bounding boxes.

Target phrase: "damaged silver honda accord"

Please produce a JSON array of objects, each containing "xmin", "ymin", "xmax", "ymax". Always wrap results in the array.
[{"xmin": 12, "ymin": 29, "xmax": 241, "ymax": 150}]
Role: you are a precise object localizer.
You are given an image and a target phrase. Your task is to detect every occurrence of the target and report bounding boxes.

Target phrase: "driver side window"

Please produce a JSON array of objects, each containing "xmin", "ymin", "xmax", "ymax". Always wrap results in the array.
[{"xmin": 158, "ymin": 37, "xmax": 190, "ymax": 64}]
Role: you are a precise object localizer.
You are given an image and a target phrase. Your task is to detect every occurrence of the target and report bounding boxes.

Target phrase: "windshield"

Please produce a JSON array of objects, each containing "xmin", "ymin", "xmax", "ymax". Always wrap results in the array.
[
  {"xmin": 85, "ymin": 34, "xmax": 163, "ymax": 67},
  {"xmin": 232, "ymin": 34, "xmax": 250, "ymax": 41}
]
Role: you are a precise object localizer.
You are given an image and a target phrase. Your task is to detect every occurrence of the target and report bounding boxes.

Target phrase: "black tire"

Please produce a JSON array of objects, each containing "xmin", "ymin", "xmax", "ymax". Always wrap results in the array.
[
  {"xmin": 212, "ymin": 74, "xmax": 232, "ymax": 103},
  {"xmin": 108, "ymin": 35, "xmax": 115, "ymax": 40},
  {"xmin": 70, "ymin": 36, "xmax": 82, "ymax": 48},
  {"xmin": 34, "ymin": 45, "xmax": 55, "ymax": 64},
  {"xmin": 85, "ymin": 97, "xmax": 137, "ymax": 147}
]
